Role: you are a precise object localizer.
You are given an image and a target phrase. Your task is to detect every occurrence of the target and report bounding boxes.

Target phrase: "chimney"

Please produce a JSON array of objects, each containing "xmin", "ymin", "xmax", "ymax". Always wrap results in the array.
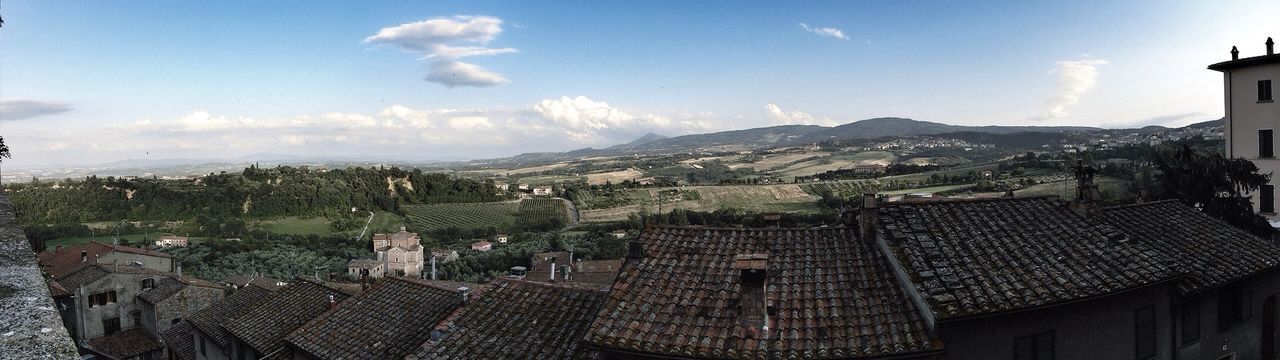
[
  {"xmin": 80, "ymin": 251, "xmax": 88, "ymax": 263},
  {"xmin": 627, "ymin": 240, "xmax": 644, "ymax": 260},
  {"xmin": 327, "ymin": 294, "xmax": 337, "ymax": 310},
  {"xmin": 1268, "ymin": 37, "xmax": 1275, "ymax": 55},
  {"xmin": 1233, "ymin": 46, "xmax": 1240, "ymax": 60},
  {"xmin": 176, "ymin": 263, "xmax": 183, "ymax": 277},
  {"xmin": 549, "ymin": 258, "xmax": 557, "ymax": 282},
  {"xmin": 458, "ymin": 286, "xmax": 471, "ymax": 303},
  {"xmin": 400, "ymin": 226, "xmax": 407, "ymax": 232},
  {"xmin": 1069, "ymin": 160, "xmax": 1103, "ymax": 216},
  {"xmin": 509, "ymin": 266, "xmax": 527, "ymax": 279},
  {"xmin": 56, "ymin": 245, "xmax": 63, "ymax": 253},
  {"xmin": 734, "ymin": 254, "xmax": 769, "ymax": 331},
  {"xmin": 858, "ymin": 193, "xmax": 879, "ymax": 244},
  {"xmin": 360, "ymin": 269, "xmax": 370, "ymax": 290}
]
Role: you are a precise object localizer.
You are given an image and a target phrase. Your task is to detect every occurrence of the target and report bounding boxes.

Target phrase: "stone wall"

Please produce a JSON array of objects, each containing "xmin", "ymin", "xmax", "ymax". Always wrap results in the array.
[{"xmin": 0, "ymin": 193, "xmax": 79, "ymax": 358}]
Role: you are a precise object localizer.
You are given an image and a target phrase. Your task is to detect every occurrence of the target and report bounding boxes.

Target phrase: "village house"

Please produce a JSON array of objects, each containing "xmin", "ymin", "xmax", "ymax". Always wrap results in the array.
[
  {"xmin": 220, "ymin": 275, "xmax": 285, "ymax": 291},
  {"xmin": 49, "ymin": 262, "xmax": 217, "ymax": 360},
  {"xmin": 470, "ymin": 240, "xmax": 492, "ymax": 252},
  {"xmin": 174, "ymin": 282, "xmax": 277, "ymax": 360},
  {"xmin": 222, "ymin": 279, "xmax": 358, "ymax": 360},
  {"xmin": 372, "ymin": 227, "xmax": 424, "ymax": 277},
  {"xmin": 39, "ymin": 241, "xmax": 176, "ymax": 278},
  {"xmin": 345, "ymin": 259, "xmax": 385, "ymax": 280},
  {"xmin": 532, "ymin": 186, "xmax": 554, "ymax": 196},
  {"xmin": 517, "ymin": 183, "xmax": 530, "ymax": 190},
  {"xmin": 610, "ymin": 229, "xmax": 627, "ymax": 239},
  {"xmin": 430, "ymin": 248, "xmax": 459, "ymax": 263},
  {"xmin": 1211, "ymin": 37, "xmax": 1280, "ymax": 222},
  {"xmin": 570, "ymin": 259, "xmax": 625, "ymax": 286},
  {"xmin": 155, "ymin": 234, "xmax": 190, "ymax": 247},
  {"xmin": 494, "ymin": 233, "xmax": 509, "ymax": 243},
  {"xmin": 526, "ymin": 251, "xmax": 572, "ymax": 282}
]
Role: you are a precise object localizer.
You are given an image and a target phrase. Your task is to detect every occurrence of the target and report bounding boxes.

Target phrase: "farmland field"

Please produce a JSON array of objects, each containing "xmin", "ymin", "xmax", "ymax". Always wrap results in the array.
[
  {"xmin": 580, "ymin": 184, "xmax": 821, "ymax": 222},
  {"xmin": 586, "ymin": 168, "xmax": 645, "ymax": 185},
  {"xmin": 775, "ymin": 151, "xmax": 898, "ymax": 180},
  {"xmin": 513, "ymin": 197, "xmax": 571, "ymax": 229},
  {"xmin": 404, "ymin": 201, "xmax": 520, "ymax": 231},
  {"xmin": 728, "ymin": 152, "xmax": 830, "ymax": 171},
  {"xmin": 514, "ymin": 174, "xmax": 584, "ymax": 185},
  {"xmin": 254, "ymin": 217, "xmax": 332, "ymax": 236},
  {"xmin": 505, "ymin": 162, "xmax": 572, "ymax": 175}
]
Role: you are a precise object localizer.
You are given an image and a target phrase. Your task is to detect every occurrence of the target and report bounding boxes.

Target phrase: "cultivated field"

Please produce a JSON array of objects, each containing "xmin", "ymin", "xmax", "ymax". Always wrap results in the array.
[
  {"xmin": 586, "ymin": 168, "xmax": 645, "ymax": 185},
  {"xmin": 505, "ymin": 162, "xmax": 572, "ymax": 176},
  {"xmin": 580, "ymin": 184, "xmax": 821, "ymax": 222},
  {"xmin": 775, "ymin": 151, "xmax": 897, "ymax": 180},
  {"xmin": 728, "ymin": 152, "xmax": 830, "ymax": 171},
  {"xmin": 513, "ymin": 197, "xmax": 572, "ymax": 228},
  {"xmin": 404, "ymin": 201, "xmax": 520, "ymax": 231}
]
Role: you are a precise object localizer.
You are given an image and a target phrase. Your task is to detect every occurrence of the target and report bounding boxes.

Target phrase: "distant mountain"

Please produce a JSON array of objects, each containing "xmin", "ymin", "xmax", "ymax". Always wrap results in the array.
[
  {"xmin": 797, "ymin": 117, "xmax": 1098, "ymax": 143},
  {"xmin": 615, "ymin": 132, "xmax": 669, "ymax": 148},
  {"xmin": 1184, "ymin": 118, "xmax": 1224, "ymax": 129}
]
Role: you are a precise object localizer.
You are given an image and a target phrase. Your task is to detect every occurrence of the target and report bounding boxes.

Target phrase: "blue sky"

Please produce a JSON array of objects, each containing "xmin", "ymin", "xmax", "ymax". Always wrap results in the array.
[{"xmin": 0, "ymin": 0, "xmax": 1276, "ymax": 166}]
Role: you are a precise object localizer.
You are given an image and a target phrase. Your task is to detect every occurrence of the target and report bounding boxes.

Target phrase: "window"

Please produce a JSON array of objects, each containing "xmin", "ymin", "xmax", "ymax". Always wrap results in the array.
[
  {"xmin": 1261, "ymin": 129, "xmax": 1274, "ymax": 158},
  {"xmin": 89, "ymin": 291, "xmax": 119, "ymax": 307},
  {"xmin": 1136, "ymin": 305, "xmax": 1156, "ymax": 359},
  {"xmin": 199, "ymin": 336, "xmax": 206, "ymax": 356},
  {"xmin": 1219, "ymin": 285, "xmax": 1245, "ymax": 330},
  {"xmin": 130, "ymin": 310, "xmax": 141, "ymax": 327},
  {"xmin": 1264, "ymin": 185, "xmax": 1276, "ymax": 213},
  {"xmin": 1261, "ymin": 80, "xmax": 1274, "ymax": 102},
  {"xmin": 142, "ymin": 278, "xmax": 155, "ymax": 290},
  {"xmin": 1181, "ymin": 297, "xmax": 1201, "ymax": 344},
  {"xmin": 103, "ymin": 317, "xmax": 120, "ymax": 335},
  {"xmin": 1014, "ymin": 331, "xmax": 1054, "ymax": 360}
]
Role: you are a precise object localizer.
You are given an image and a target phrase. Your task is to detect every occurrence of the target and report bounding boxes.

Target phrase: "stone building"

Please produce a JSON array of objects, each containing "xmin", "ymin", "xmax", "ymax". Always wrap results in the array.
[
  {"xmin": 222, "ymin": 279, "xmax": 358, "ymax": 360},
  {"xmin": 174, "ymin": 283, "xmax": 277, "ymax": 360},
  {"xmin": 346, "ymin": 259, "xmax": 385, "ymax": 280},
  {"xmin": 137, "ymin": 277, "xmax": 224, "ymax": 339},
  {"xmin": 1211, "ymin": 37, "xmax": 1280, "ymax": 220},
  {"xmin": 39, "ymin": 240, "xmax": 175, "ymax": 278},
  {"xmin": 372, "ymin": 227, "xmax": 424, "ymax": 277}
]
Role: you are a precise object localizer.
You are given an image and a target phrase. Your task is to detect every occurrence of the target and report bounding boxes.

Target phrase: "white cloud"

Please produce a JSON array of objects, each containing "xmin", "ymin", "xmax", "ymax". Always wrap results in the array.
[
  {"xmin": 426, "ymin": 60, "xmax": 509, "ymax": 88},
  {"xmin": 765, "ymin": 103, "xmax": 838, "ymax": 126},
  {"xmin": 799, "ymin": 23, "xmax": 849, "ymax": 40},
  {"xmin": 531, "ymin": 96, "xmax": 713, "ymax": 143},
  {"xmin": 366, "ymin": 15, "xmax": 516, "ymax": 88},
  {"xmin": 1035, "ymin": 58, "xmax": 1108, "ymax": 120},
  {"xmin": 0, "ymin": 99, "xmax": 72, "ymax": 121}
]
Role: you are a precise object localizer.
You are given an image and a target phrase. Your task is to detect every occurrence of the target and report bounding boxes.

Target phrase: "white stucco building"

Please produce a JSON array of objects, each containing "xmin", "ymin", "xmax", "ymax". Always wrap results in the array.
[
  {"xmin": 1211, "ymin": 37, "xmax": 1279, "ymax": 221},
  {"xmin": 372, "ymin": 227, "xmax": 424, "ymax": 277}
]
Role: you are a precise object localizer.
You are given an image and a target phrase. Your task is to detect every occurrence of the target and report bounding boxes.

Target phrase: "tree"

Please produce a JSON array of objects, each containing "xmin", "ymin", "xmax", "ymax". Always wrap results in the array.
[
  {"xmin": 1153, "ymin": 145, "xmax": 1272, "ymax": 237},
  {"xmin": 0, "ymin": 136, "xmax": 9, "ymax": 184}
]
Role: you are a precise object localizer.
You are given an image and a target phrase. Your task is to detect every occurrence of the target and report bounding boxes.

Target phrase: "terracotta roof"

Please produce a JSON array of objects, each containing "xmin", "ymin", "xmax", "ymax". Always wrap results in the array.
[
  {"xmin": 223, "ymin": 278, "xmax": 354, "ymax": 358},
  {"xmin": 532, "ymin": 251, "xmax": 571, "ymax": 270},
  {"xmin": 138, "ymin": 277, "xmax": 187, "ymax": 304},
  {"xmin": 571, "ymin": 259, "xmax": 624, "ymax": 286},
  {"xmin": 877, "ymin": 196, "xmax": 1177, "ymax": 320},
  {"xmin": 188, "ymin": 284, "xmax": 275, "ymax": 348},
  {"xmin": 585, "ymin": 226, "xmax": 941, "ymax": 359},
  {"xmin": 285, "ymin": 277, "xmax": 468, "ymax": 360},
  {"xmin": 54, "ymin": 263, "xmax": 176, "ymax": 290},
  {"xmin": 222, "ymin": 275, "xmax": 285, "ymax": 290},
  {"xmin": 38, "ymin": 241, "xmax": 173, "ymax": 277},
  {"xmin": 347, "ymin": 259, "xmax": 383, "ymax": 269},
  {"xmin": 413, "ymin": 278, "xmax": 608, "ymax": 360},
  {"xmin": 1098, "ymin": 200, "xmax": 1280, "ymax": 293},
  {"xmin": 162, "ymin": 320, "xmax": 198, "ymax": 360},
  {"xmin": 86, "ymin": 328, "xmax": 162, "ymax": 359},
  {"xmin": 46, "ymin": 278, "xmax": 70, "ymax": 297}
]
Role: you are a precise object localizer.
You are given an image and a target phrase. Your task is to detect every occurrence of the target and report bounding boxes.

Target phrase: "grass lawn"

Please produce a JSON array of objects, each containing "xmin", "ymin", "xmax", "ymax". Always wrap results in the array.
[
  {"xmin": 252, "ymin": 217, "xmax": 333, "ymax": 236},
  {"xmin": 366, "ymin": 211, "xmax": 408, "ymax": 234}
]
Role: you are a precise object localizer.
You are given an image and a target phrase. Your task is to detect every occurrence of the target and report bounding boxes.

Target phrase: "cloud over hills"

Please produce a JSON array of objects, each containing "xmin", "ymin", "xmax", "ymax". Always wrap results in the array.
[{"xmin": 365, "ymin": 15, "xmax": 515, "ymax": 88}]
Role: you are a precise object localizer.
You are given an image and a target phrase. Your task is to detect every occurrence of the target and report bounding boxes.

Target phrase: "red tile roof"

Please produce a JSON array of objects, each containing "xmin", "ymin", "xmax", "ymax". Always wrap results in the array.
[
  {"xmin": 414, "ymin": 278, "xmax": 608, "ymax": 359},
  {"xmin": 585, "ymin": 226, "xmax": 941, "ymax": 359},
  {"xmin": 86, "ymin": 328, "xmax": 162, "ymax": 359},
  {"xmin": 1098, "ymin": 200, "xmax": 1280, "ymax": 293},
  {"xmin": 285, "ymin": 276, "xmax": 470, "ymax": 360},
  {"xmin": 38, "ymin": 241, "xmax": 172, "ymax": 277},
  {"xmin": 162, "ymin": 320, "xmax": 198, "ymax": 360},
  {"xmin": 223, "ymin": 278, "xmax": 354, "ymax": 358},
  {"xmin": 188, "ymin": 284, "xmax": 275, "ymax": 349},
  {"xmin": 877, "ymin": 196, "xmax": 1177, "ymax": 320}
]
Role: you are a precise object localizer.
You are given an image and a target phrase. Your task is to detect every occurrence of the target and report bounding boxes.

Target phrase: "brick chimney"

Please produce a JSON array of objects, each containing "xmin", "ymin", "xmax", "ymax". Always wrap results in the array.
[
  {"xmin": 80, "ymin": 251, "xmax": 87, "ymax": 263},
  {"xmin": 858, "ymin": 193, "xmax": 879, "ymax": 244},
  {"xmin": 458, "ymin": 286, "xmax": 471, "ymax": 303},
  {"xmin": 1233, "ymin": 46, "xmax": 1240, "ymax": 60},
  {"xmin": 1268, "ymin": 37, "xmax": 1275, "ymax": 55},
  {"xmin": 1069, "ymin": 160, "xmax": 1103, "ymax": 216},
  {"xmin": 734, "ymin": 254, "xmax": 769, "ymax": 331}
]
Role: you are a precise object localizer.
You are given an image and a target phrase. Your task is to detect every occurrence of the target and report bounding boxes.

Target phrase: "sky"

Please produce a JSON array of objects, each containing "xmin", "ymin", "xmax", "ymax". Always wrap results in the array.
[{"xmin": 0, "ymin": 1, "xmax": 1277, "ymax": 167}]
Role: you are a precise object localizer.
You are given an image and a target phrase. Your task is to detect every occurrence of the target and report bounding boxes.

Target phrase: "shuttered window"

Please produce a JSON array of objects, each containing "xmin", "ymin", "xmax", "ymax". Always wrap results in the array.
[
  {"xmin": 1261, "ymin": 80, "xmax": 1273, "ymax": 102},
  {"xmin": 1261, "ymin": 129, "xmax": 1274, "ymax": 158},
  {"xmin": 1263, "ymin": 185, "xmax": 1275, "ymax": 213},
  {"xmin": 1136, "ymin": 305, "xmax": 1156, "ymax": 359},
  {"xmin": 1182, "ymin": 297, "xmax": 1201, "ymax": 344}
]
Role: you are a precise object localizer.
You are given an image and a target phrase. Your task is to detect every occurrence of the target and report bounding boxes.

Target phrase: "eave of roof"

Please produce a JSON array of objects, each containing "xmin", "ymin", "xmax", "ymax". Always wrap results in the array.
[{"xmin": 1208, "ymin": 53, "xmax": 1280, "ymax": 71}]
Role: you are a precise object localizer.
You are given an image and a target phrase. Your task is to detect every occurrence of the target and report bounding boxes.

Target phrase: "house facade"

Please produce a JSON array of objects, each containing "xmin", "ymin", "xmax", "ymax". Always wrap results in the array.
[
  {"xmin": 372, "ymin": 227, "xmax": 424, "ymax": 277},
  {"xmin": 1211, "ymin": 37, "xmax": 1280, "ymax": 219},
  {"xmin": 156, "ymin": 234, "xmax": 190, "ymax": 247},
  {"xmin": 40, "ymin": 241, "xmax": 176, "ymax": 278}
]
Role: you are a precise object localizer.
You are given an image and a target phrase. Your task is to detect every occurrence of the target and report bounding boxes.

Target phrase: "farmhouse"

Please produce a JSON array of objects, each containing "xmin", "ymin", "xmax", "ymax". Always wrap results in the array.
[
  {"xmin": 430, "ymin": 249, "xmax": 459, "ymax": 263},
  {"xmin": 371, "ymin": 227, "xmax": 424, "ymax": 277},
  {"xmin": 610, "ymin": 229, "xmax": 626, "ymax": 239},
  {"xmin": 494, "ymin": 233, "xmax": 509, "ymax": 243},
  {"xmin": 346, "ymin": 259, "xmax": 385, "ymax": 280},
  {"xmin": 470, "ymin": 240, "xmax": 492, "ymax": 252},
  {"xmin": 532, "ymin": 186, "xmax": 553, "ymax": 196},
  {"xmin": 39, "ymin": 241, "xmax": 176, "ymax": 278},
  {"xmin": 155, "ymin": 234, "xmax": 190, "ymax": 247}
]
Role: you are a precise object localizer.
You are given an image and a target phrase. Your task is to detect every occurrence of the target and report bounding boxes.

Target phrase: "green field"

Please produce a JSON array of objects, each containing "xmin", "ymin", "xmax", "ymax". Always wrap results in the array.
[
  {"xmin": 404, "ymin": 201, "xmax": 521, "ymax": 231},
  {"xmin": 253, "ymin": 217, "xmax": 333, "ymax": 236},
  {"xmin": 366, "ymin": 211, "xmax": 408, "ymax": 233},
  {"xmin": 514, "ymin": 174, "xmax": 583, "ymax": 185},
  {"xmin": 514, "ymin": 197, "xmax": 571, "ymax": 229},
  {"xmin": 775, "ymin": 151, "xmax": 898, "ymax": 180}
]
